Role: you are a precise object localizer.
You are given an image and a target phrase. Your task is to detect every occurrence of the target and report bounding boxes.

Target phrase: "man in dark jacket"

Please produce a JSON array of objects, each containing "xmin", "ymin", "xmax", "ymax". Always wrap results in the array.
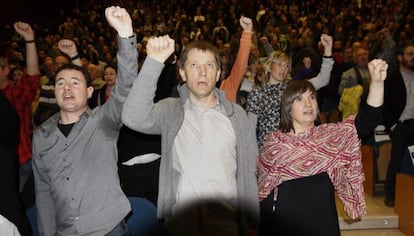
[
  {"xmin": 0, "ymin": 89, "xmax": 32, "ymax": 235},
  {"xmin": 383, "ymin": 40, "xmax": 414, "ymax": 207}
]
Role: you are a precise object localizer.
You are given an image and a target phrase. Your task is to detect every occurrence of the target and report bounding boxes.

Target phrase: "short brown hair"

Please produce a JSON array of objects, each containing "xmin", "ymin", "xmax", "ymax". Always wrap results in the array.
[
  {"xmin": 177, "ymin": 41, "xmax": 221, "ymax": 70},
  {"xmin": 55, "ymin": 63, "xmax": 93, "ymax": 87}
]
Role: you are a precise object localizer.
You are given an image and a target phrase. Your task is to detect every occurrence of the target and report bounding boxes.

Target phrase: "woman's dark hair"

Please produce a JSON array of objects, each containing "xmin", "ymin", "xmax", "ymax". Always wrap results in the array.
[
  {"xmin": 54, "ymin": 63, "xmax": 93, "ymax": 87},
  {"xmin": 279, "ymin": 80, "xmax": 318, "ymax": 133},
  {"xmin": 104, "ymin": 63, "xmax": 117, "ymax": 73}
]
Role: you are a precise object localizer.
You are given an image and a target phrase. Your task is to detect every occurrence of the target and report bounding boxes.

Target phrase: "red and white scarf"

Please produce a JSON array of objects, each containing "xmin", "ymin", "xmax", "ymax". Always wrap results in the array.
[{"xmin": 257, "ymin": 116, "xmax": 366, "ymax": 219}]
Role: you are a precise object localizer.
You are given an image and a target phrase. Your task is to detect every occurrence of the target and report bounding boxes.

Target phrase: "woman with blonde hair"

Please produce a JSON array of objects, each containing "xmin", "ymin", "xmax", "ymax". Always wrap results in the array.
[{"xmin": 247, "ymin": 34, "xmax": 334, "ymax": 148}]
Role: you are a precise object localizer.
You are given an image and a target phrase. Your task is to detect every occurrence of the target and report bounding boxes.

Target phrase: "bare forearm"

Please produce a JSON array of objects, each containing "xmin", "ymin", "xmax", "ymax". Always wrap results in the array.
[
  {"xmin": 366, "ymin": 82, "xmax": 384, "ymax": 108},
  {"xmin": 25, "ymin": 41, "xmax": 40, "ymax": 75}
]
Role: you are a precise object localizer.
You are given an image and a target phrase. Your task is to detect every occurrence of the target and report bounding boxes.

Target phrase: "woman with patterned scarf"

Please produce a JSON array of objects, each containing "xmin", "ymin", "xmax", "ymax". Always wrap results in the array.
[{"xmin": 257, "ymin": 59, "xmax": 388, "ymax": 236}]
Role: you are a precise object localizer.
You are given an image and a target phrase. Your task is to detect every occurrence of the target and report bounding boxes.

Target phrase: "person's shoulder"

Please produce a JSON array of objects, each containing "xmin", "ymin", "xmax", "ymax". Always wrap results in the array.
[
  {"xmin": 155, "ymin": 96, "xmax": 181, "ymax": 112},
  {"xmin": 249, "ymin": 86, "xmax": 265, "ymax": 96},
  {"xmin": 232, "ymin": 103, "xmax": 252, "ymax": 121},
  {"xmin": 232, "ymin": 102, "xmax": 246, "ymax": 113},
  {"xmin": 157, "ymin": 96, "xmax": 179, "ymax": 103},
  {"xmin": 34, "ymin": 113, "xmax": 60, "ymax": 134},
  {"xmin": 341, "ymin": 67, "xmax": 355, "ymax": 77}
]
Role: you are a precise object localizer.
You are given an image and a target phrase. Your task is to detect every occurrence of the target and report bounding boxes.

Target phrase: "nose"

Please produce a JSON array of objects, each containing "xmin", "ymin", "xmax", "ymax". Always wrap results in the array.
[
  {"xmin": 304, "ymin": 98, "xmax": 312, "ymax": 107},
  {"xmin": 63, "ymin": 83, "xmax": 72, "ymax": 90},
  {"xmin": 199, "ymin": 65, "xmax": 206, "ymax": 75}
]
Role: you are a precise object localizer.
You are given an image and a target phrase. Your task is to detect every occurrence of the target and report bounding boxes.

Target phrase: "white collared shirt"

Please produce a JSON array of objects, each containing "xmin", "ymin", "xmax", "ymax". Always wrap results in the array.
[{"xmin": 172, "ymin": 96, "xmax": 237, "ymax": 213}]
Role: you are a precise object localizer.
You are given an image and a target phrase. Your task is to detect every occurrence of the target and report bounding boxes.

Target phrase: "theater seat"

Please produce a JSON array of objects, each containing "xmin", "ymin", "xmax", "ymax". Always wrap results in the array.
[
  {"xmin": 126, "ymin": 197, "xmax": 165, "ymax": 236},
  {"xmin": 26, "ymin": 206, "xmax": 39, "ymax": 236},
  {"xmin": 400, "ymin": 150, "xmax": 414, "ymax": 175}
]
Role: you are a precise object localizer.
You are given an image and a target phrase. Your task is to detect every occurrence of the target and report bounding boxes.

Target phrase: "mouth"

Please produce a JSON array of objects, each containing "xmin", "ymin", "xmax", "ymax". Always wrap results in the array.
[
  {"xmin": 197, "ymin": 81, "xmax": 208, "ymax": 86},
  {"xmin": 63, "ymin": 94, "xmax": 75, "ymax": 101},
  {"xmin": 303, "ymin": 110, "xmax": 314, "ymax": 115}
]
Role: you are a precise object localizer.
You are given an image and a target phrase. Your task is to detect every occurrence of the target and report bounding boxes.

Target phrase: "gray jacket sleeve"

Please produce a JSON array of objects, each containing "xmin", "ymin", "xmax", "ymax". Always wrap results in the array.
[
  {"xmin": 308, "ymin": 57, "xmax": 334, "ymax": 90},
  {"xmin": 99, "ymin": 35, "xmax": 137, "ymax": 131},
  {"xmin": 122, "ymin": 57, "xmax": 166, "ymax": 134}
]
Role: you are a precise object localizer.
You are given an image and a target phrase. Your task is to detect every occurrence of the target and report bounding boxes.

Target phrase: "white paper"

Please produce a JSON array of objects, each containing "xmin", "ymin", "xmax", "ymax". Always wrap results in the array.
[
  {"xmin": 408, "ymin": 145, "xmax": 414, "ymax": 166},
  {"xmin": 374, "ymin": 125, "xmax": 390, "ymax": 142}
]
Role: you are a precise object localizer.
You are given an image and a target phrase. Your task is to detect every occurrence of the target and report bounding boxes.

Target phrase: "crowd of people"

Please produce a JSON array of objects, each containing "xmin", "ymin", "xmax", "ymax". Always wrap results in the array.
[{"xmin": 0, "ymin": 0, "xmax": 413, "ymax": 235}]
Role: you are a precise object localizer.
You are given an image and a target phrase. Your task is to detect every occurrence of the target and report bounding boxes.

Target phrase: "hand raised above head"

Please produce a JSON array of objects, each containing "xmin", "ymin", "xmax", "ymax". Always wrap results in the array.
[
  {"xmin": 240, "ymin": 16, "xmax": 253, "ymax": 33},
  {"xmin": 58, "ymin": 39, "xmax": 78, "ymax": 57},
  {"xmin": 14, "ymin": 22, "xmax": 34, "ymax": 41},
  {"xmin": 320, "ymin": 34, "xmax": 333, "ymax": 56},
  {"xmin": 105, "ymin": 6, "xmax": 133, "ymax": 38},
  {"xmin": 366, "ymin": 58, "xmax": 387, "ymax": 107},
  {"xmin": 368, "ymin": 59, "xmax": 388, "ymax": 83},
  {"xmin": 320, "ymin": 34, "xmax": 332, "ymax": 46},
  {"xmin": 146, "ymin": 35, "xmax": 175, "ymax": 64}
]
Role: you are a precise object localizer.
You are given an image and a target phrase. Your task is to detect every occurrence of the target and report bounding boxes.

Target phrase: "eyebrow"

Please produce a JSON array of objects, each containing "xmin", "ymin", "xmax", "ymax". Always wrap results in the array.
[
  {"xmin": 55, "ymin": 76, "xmax": 83, "ymax": 83},
  {"xmin": 186, "ymin": 60, "xmax": 216, "ymax": 65}
]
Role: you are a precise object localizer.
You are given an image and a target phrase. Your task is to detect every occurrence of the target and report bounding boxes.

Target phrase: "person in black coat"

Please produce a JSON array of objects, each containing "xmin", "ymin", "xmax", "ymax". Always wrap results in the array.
[
  {"xmin": 0, "ymin": 90, "xmax": 32, "ymax": 236},
  {"xmin": 383, "ymin": 40, "xmax": 414, "ymax": 207}
]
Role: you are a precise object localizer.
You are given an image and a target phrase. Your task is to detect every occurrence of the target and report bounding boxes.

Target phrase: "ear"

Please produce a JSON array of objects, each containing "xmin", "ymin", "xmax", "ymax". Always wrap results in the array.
[
  {"xmin": 397, "ymin": 54, "xmax": 403, "ymax": 63},
  {"xmin": 179, "ymin": 69, "xmax": 187, "ymax": 82},
  {"xmin": 87, "ymin": 86, "xmax": 94, "ymax": 99}
]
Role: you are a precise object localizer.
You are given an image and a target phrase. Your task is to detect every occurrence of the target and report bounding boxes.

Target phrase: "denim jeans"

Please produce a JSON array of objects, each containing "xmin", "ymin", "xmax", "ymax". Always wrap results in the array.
[{"xmin": 105, "ymin": 220, "xmax": 130, "ymax": 236}]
